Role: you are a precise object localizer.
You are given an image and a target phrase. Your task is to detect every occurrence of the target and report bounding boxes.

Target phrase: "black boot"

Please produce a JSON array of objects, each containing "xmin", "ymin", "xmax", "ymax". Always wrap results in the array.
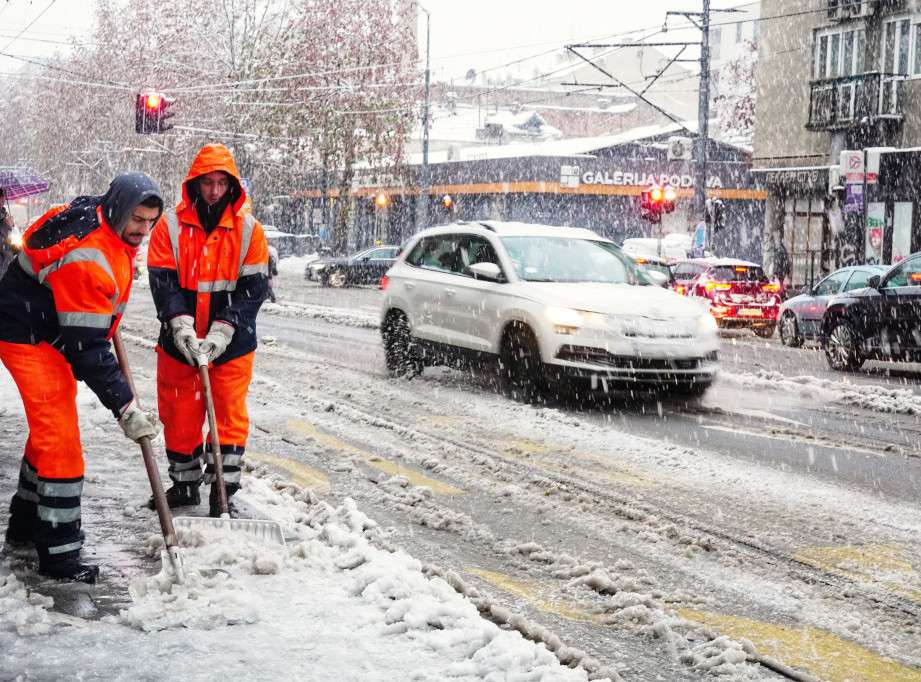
[
  {"xmin": 4, "ymin": 521, "xmax": 35, "ymax": 549},
  {"xmin": 39, "ymin": 556, "xmax": 100, "ymax": 584},
  {"xmin": 147, "ymin": 483, "xmax": 201, "ymax": 510},
  {"xmin": 208, "ymin": 484, "xmax": 239, "ymax": 519}
]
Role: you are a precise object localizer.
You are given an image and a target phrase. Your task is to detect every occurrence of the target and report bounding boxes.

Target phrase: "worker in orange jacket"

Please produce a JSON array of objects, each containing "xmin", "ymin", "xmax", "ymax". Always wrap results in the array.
[
  {"xmin": 0, "ymin": 172, "xmax": 163, "ymax": 583},
  {"xmin": 147, "ymin": 144, "xmax": 269, "ymax": 518}
]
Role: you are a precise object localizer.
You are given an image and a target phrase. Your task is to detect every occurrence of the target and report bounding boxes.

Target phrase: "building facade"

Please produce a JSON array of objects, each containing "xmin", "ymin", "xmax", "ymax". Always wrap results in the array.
[
  {"xmin": 297, "ymin": 132, "xmax": 766, "ymax": 262},
  {"xmin": 753, "ymin": 0, "xmax": 921, "ymax": 287}
]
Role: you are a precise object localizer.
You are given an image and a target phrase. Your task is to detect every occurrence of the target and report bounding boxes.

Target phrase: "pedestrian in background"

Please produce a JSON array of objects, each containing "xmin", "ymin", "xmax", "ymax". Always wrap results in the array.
[
  {"xmin": 267, "ymin": 243, "xmax": 279, "ymax": 302},
  {"xmin": 0, "ymin": 172, "xmax": 162, "ymax": 583},
  {"xmin": 147, "ymin": 143, "xmax": 269, "ymax": 518},
  {"xmin": 0, "ymin": 188, "xmax": 16, "ymax": 279}
]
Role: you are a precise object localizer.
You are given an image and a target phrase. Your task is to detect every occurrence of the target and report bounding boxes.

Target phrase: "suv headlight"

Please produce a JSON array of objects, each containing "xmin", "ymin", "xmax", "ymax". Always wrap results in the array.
[{"xmin": 546, "ymin": 306, "xmax": 606, "ymax": 334}]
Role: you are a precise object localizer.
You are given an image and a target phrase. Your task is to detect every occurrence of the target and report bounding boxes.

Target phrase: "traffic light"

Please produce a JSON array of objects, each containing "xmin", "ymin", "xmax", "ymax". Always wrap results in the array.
[
  {"xmin": 441, "ymin": 194, "xmax": 454, "ymax": 211},
  {"xmin": 374, "ymin": 192, "xmax": 389, "ymax": 207},
  {"xmin": 638, "ymin": 184, "xmax": 676, "ymax": 222},
  {"xmin": 135, "ymin": 90, "xmax": 175, "ymax": 134}
]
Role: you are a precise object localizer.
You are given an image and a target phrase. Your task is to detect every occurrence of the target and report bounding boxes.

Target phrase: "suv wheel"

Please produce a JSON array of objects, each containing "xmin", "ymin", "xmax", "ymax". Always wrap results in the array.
[
  {"xmin": 500, "ymin": 324, "xmax": 545, "ymax": 403},
  {"xmin": 382, "ymin": 311, "xmax": 423, "ymax": 378},
  {"xmin": 778, "ymin": 313, "xmax": 803, "ymax": 347},
  {"xmin": 824, "ymin": 319, "xmax": 864, "ymax": 371}
]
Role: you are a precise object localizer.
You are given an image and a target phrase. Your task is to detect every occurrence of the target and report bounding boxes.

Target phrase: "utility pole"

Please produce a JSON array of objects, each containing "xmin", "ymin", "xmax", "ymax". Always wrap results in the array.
[
  {"xmin": 696, "ymin": 0, "xmax": 711, "ymax": 242},
  {"xmin": 413, "ymin": 2, "xmax": 431, "ymax": 233}
]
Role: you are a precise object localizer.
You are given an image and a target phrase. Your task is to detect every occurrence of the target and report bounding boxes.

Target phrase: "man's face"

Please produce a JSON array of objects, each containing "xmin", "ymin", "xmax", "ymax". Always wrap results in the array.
[
  {"xmin": 199, "ymin": 171, "xmax": 230, "ymax": 206},
  {"xmin": 122, "ymin": 205, "xmax": 160, "ymax": 247}
]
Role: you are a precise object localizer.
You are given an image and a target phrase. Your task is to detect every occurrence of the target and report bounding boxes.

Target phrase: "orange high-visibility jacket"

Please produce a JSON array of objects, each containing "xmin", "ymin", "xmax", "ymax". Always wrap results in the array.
[
  {"xmin": 147, "ymin": 144, "xmax": 269, "ymax": 366},
  {"xmin": 0, "ymin": 197, "xmax": 137, "ymax": 416}
]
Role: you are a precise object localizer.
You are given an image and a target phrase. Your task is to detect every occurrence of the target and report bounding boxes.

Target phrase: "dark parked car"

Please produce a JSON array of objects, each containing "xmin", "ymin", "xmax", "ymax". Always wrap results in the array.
[
  {"xmin": 778, "ymin": 264, "xmax": 885, "ymax": 347},
  {"xmin": 823, "ymin": 252, "xmax": 921, "ymax": 371},
  {"xmin": 669, "ymin": 257, "xmax": 781, "ymax": 337},
  {"xmin": 306, "ymin": 245, "xmax": 401, "ymax": 287}
]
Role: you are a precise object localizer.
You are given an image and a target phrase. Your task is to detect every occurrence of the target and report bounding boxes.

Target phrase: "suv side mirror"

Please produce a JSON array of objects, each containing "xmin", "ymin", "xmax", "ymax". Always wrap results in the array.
[
  {"xmin": 867, "ymin": 274, "xmax": 881, "ymax": 289},
  {"xmin": 469, "ymin": 262, "xmax": 502, "ymax": 281}
]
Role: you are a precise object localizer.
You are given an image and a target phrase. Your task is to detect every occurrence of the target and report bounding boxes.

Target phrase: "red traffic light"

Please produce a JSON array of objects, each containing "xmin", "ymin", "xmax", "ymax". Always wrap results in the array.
[
  {"xmin": 135, "ymin": 90, "xmax": 175, "ymax": 134},
  {"xmin": 375, "ymin": 193, "xmax": 389, "ymax": 207},
  {"xmin": 442, "ymin": 194, "xmax": 452, "ymax": 209},
  {"xmin": 649, "ymin": 187, "xmax": 663, "ymax": 202}
]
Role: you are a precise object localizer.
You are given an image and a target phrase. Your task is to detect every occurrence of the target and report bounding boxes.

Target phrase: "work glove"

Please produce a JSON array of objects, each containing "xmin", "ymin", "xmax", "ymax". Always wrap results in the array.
[
  {"xmin": 119, "ymin": 402, "xmax": 160, "ymax": 443},
  {"xmin": 169, "ymin": 315, "xmax": 200, "ymax": 366},
  {"xmin": 198, "ymin": 321, "xmax": 235, "ymax": 365}
]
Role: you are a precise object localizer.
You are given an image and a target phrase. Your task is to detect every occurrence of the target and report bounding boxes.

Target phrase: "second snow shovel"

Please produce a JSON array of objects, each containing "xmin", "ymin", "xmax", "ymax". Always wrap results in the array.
[{"xmin": 172, "ymin": 354, "xmax": 286, "ymax": 546}]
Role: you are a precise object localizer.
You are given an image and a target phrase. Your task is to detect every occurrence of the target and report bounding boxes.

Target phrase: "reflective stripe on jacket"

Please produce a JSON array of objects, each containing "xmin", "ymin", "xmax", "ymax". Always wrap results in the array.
[
  {"xmin": 0, "ymin": 199, "xmax": 136, "ymax": 416},
  {"xmin": 148, "ymin": 144, "xmax": 269, "ymax": 366}
]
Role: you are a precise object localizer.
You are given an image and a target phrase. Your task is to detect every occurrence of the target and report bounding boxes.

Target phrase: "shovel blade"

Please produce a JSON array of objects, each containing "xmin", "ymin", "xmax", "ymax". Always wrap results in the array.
[{"xmin": 173, "ymin": 515, "xmax": 286, "ymax": 546}]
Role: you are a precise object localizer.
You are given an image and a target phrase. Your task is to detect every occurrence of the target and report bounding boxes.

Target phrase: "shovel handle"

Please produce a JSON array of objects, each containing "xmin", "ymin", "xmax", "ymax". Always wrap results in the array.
[
  {"xmin": 112, "ymin": 330, "xmax": 180, "ymax": 550},
  {"xmin": 198, "ymin": 359, "xmax": 229, "ymax": 517}
]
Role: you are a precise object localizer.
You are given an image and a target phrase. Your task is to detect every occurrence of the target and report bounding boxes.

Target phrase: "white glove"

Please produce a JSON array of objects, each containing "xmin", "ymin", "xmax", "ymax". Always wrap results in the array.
[
  {"xmin": 198, "ymin": 321, "xmax": 234, "ymax": 364},
  {"xmin": 169, "ymin": 315, "xmax": 200, "ymax": 366},
  {"xmin": 119, "ymin": 402, "xmax": 159, "ymax": 443}
]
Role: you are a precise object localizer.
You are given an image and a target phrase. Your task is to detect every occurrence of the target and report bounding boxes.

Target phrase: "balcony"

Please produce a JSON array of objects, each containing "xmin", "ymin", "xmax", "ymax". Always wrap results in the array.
[{"xmin": 806, "ymin": 72, "xmax": 904, "ymax": 131}]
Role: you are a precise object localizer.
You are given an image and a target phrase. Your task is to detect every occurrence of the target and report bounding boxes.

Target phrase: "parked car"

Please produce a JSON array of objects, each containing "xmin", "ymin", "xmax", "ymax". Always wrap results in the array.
[
  {"xmin": 306, "ymin": 244, "xmax": 401, "ymax": 287},
  {"xmin": 668, "ymin": 257, "xmax": 781, "ymax": 337},
  {"xmin": 822, "ymin": 253, "xmax": 921, "ymax": 371},
  {"xmin": 778, "ymin": 264, "xmax": 886, "ymax": 347},
  {"xmin": 380, "ymin": 221, "xmax": 719, "ymax": 400}
]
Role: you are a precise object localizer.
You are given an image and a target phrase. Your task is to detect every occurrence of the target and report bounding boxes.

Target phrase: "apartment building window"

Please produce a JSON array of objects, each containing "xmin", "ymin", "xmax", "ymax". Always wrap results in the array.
[
  {"xmin": 881, "ymin": 17, "xmax": 911, "ymax": 75},
  {"xmin": 736, "ymin": 22, "xmax": 743, "ymax": 44},
  {"xmin": 814, "ymin": 25, "xmax": 865, "ymax": 78}
]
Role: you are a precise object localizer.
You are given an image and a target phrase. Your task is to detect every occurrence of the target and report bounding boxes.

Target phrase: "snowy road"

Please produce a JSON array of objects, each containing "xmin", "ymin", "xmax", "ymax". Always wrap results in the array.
[{"xmin": 116, "ymin": 269, "xmax": 921, "ymax": 680}]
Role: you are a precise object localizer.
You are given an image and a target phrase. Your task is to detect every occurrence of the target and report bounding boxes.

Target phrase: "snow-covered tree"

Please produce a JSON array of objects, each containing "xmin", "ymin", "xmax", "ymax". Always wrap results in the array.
[{"xmin": 711, "ymin": 40, "xmax": 758, "ymax": 147}]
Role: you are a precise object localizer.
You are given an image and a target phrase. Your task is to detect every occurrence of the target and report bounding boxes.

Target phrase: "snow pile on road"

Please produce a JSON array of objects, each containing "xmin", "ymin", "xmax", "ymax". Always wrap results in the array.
[{"xmin": 723, "ymin": 369, "xmax": 921, "ymax": 415}]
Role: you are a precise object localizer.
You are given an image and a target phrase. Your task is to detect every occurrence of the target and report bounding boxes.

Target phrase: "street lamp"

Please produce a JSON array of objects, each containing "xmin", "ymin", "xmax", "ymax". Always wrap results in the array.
[{"xmin": 412, "ymin": 1, "xmax": 431, "ymax": 233}]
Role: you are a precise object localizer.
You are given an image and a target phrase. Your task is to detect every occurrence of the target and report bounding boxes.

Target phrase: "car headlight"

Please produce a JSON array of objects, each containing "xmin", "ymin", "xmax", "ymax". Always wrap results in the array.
[
  {"xmin": 545, "ymin": 306, "xmax": 606, "ymax": 334},
  {"xmin": 698, "ymin": 313, "xmax": 718, "ymax": 330}
]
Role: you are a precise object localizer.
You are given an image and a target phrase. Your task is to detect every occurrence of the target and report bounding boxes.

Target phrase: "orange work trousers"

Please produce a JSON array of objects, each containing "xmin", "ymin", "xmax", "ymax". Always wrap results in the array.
[
  {"xmin": 156, "ymin": 348, "xmax": 253, "ymax": 488},
  {"xmin": 0, "ymin": 340, "xmax": 82, "ymax": 477}
]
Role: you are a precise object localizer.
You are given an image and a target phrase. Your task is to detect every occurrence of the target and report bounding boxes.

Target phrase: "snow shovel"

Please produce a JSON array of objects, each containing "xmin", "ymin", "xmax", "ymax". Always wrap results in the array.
[
  {"xmin": 112, "ymin": 329, "xmax": 186, "ymax": 583},
  {"xmin": 172, "ymin": 354, "xmax": 286, "ymax": 546}
]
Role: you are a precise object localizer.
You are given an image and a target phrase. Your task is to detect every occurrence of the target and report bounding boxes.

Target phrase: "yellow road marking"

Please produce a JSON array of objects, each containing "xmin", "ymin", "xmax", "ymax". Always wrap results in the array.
[
  {"xmin": 248, "ymin": 452, "xmax": 330, "ymax": 493},
  {"xmin": 701, "ymin": 423, "xmax": 886, "ymax": 458},
  {"xmin": 286, "ymin": 419, "xmax": 464, "ymax": 494},
  {"xmin": 795, "ymin": 545, "xmax": 921, "ymax": 606},
  {"xmin": 491, "ymin": 439, "xmax": 657, "ymax": 487},
  {"xmin": 464, "ymin": 567, "xmax": 605, "ymax": 625},
  {"xmin": 680, "ymin": 608, "xmax": 921, "ymax": 682}
]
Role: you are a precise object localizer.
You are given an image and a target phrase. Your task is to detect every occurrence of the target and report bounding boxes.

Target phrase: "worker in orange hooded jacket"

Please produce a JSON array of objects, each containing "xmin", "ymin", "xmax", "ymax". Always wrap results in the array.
[
  {"xmin": 0, "ymin": 172, "xmax": 163, "ymax": 583},
  {"xmin": 147, "ymin": 144, "xmax": 269, "ymax": 518}
]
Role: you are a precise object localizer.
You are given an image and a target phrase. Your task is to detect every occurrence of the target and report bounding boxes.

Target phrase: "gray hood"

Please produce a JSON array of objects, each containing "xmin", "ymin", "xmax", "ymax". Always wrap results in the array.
[{"xmin": 100, "ymin": 171, "xmax": 164, "ymax": 236}]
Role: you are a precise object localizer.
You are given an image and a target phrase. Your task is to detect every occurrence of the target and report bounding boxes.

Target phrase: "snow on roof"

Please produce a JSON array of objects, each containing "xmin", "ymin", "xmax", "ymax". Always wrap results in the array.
[{"xmin": 409, "ymin": 119, "xmax": 699, "ymax": 165}]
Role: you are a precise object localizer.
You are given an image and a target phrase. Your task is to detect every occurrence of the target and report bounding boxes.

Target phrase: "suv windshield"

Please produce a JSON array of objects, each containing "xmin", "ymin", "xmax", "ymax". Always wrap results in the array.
[
  {"xmin": 501, "ymin": 236, "xmax": 647, "ymax": 284},
  {"xmin": 708, "ymin": 265, "xmax": 768, "ymax": 283}
]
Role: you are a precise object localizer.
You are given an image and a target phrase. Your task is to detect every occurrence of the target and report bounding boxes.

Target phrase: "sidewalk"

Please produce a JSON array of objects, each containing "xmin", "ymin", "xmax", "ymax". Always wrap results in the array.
[{"xmin": 0, "ymin": 368, "xmax": 606, "ymax": 680}]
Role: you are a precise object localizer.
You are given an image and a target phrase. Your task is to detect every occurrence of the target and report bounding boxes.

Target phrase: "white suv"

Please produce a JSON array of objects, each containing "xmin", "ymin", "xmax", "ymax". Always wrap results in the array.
[{"xmin": 380, "ymin": 222, "xmax": 719, "ymax": 400}]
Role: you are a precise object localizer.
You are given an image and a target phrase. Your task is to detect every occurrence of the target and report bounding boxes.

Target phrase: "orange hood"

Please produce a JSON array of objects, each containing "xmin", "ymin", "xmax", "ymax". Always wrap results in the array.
[{"xmin": 180, "ymin": 143, "xmax": 245, "ymax": 216}]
